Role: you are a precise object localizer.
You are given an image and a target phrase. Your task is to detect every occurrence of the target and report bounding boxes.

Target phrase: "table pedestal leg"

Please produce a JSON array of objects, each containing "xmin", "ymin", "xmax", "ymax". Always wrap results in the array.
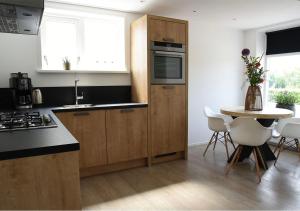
[{"xmin": 228, "ymin": 143, "xmax": 275, "ymax": 170}]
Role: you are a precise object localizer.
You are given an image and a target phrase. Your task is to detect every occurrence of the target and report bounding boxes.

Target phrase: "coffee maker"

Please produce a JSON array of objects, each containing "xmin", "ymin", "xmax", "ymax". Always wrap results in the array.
[{"xmin": 10, "ymin": 72, "xmax": 33, "ymax": 109}]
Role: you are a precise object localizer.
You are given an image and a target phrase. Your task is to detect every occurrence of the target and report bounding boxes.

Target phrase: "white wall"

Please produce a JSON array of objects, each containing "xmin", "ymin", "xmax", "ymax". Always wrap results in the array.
[
  {"xmin": 188, "ymin": 21, "xmax": 244, "ymax": 145},
  {"xmin": 0, "ymin": 3, "xmax": 141, "ymax": 88}
]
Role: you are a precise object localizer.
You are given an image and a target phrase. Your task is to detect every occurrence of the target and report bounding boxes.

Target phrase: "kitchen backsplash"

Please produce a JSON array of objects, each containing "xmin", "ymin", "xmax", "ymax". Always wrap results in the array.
[{"xmin": 0, "ymin": 86, "xmax": 131, "ymax": 109}]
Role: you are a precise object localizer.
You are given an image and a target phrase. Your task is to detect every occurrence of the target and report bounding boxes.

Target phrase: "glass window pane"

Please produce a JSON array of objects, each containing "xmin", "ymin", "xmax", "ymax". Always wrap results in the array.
[
  {"xmin": 80, "ymin": 18, "xmax": 125, "ymax": 71},
  {"xmin": 40, "ymin": 12, "xmax": 126, "ymax": 72},
  {"xmin": 42, "ymin": 18, "xmax": 78, "ymax": 69},
  {"xmin": 267, "ymin": 54, "xmax": 300, "ymax": 104}
]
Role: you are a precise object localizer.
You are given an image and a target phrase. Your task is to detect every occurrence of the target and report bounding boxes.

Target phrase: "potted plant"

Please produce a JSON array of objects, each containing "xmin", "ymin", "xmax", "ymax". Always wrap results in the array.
[
  {"xmin": 241, "ymin": 48, "xmax": 268, "ymax": 111},
  {"xmin": 63, "ymin": 57, "xmax": 71, "ymax": 70},
  {"xmin": 274, "ymin": 91, "xmax": 298, "ymax": 113}
]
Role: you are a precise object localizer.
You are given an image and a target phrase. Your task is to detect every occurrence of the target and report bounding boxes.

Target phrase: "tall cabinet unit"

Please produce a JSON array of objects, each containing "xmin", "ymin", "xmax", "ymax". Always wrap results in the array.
[{"xmin": 131, "ymin": 15, "xmax": 188, "ymax": 164}]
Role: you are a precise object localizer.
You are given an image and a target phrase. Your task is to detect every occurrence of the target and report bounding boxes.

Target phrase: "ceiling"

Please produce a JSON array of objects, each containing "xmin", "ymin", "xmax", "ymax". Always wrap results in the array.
[{"xmin": 47, "ymin": 0, "xmax": 300, "ymax": 29}]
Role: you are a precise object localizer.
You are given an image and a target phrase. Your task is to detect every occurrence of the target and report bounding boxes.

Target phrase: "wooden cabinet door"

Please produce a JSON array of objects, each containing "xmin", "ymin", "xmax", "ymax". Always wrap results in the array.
[
  {"xmin": 106, "ymin": 108, "xmax": 148, "ymax": 164},
  {"xmin": 150, "ymin": 18, "xmax": 186, "ymax": 44},
  {"xmin": 165, "ymin": 21, "xmax": 186, "ymax": 44},
  {"xmin": 150, "ymin": 85, "xmax": 186, "ymax": 156},
  {"xmin": 150, "ymin": 19, "xmax": 167, "ymax": 42},
  {"xmin": 55, "ymin": 110, "xmax": 107, "ymax": 169}
]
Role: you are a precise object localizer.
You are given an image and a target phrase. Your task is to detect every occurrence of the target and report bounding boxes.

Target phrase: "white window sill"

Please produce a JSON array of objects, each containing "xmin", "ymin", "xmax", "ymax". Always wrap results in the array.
[{"xmin": 37, "ymin": 69, "xmax": 130, "ymax": 74}]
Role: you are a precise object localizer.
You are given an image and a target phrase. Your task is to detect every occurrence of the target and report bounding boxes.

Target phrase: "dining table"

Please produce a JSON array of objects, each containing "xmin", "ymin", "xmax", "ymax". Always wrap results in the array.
[{"xmin": 220, "ymin": 106, "xmax": 294, "ymax": 169}]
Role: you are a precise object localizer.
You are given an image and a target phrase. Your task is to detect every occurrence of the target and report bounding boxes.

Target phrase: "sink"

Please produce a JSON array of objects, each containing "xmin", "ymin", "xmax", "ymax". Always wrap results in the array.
[{"xmin": 63, "ymin": 104, "xmax": 94, "ymax": 109}]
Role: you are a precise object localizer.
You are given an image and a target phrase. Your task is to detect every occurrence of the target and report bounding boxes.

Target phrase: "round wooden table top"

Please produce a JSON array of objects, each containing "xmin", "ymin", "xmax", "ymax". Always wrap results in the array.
[{"xmin": 220, "ymin": 106, "xmax": 294, "ymax": 119}]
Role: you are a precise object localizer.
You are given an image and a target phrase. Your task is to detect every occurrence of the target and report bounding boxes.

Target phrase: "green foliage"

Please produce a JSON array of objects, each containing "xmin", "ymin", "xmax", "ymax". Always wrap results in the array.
[
  {"xmin": 272, "ymin": 91, "xmax": 299, "ymax": 105},
  {"xmin": 63, "ymin": 57, "xmax": 70, "ymax": 65},
  {"xmin": 268, "ymin": 69, "xmax": 300, "ymax": 90}
]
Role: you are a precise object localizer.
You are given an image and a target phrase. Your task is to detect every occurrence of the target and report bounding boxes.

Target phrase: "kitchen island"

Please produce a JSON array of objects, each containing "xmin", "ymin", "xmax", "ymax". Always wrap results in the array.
[{"xmin": 0, "ymin": 108, "xmax": 81, "ymax": 210}]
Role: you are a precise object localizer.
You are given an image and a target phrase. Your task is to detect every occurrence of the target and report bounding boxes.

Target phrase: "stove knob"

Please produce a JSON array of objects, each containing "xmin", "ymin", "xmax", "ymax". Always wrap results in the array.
[{"xmin": 43, "ymin": 114, "xmax": 51, "ymax": 124}]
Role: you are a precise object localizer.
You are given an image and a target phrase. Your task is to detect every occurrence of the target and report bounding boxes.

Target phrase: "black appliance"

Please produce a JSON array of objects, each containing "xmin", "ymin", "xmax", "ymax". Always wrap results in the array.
[
  {"xmin": 0, "ymin": 111, "xmax": 57, "ymax": 132},
  {"xmin": 0, "ymin": 0, "xmax": 44, "ymax": 35},
  {"xmin": 10, "ymin": 72, "xmax": 33, "ymax": 109}
]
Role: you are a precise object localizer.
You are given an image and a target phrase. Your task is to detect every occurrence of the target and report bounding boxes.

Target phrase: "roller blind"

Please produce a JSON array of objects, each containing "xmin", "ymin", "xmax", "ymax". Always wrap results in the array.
[{"xmin": 266, "ymin": 26, "xmax": 300, "ymax": 55}]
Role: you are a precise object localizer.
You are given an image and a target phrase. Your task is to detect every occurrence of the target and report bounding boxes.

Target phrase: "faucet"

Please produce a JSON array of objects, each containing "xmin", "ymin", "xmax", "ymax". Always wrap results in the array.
[{"xmin": 75, "ymin": 80, "xmax": 83, "ymax": 105}]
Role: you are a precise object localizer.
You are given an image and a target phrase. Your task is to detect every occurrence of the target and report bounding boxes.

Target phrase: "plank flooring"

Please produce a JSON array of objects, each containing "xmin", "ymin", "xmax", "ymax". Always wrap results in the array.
[{"xmin": 81, "ymin": 143, "xmax": 300, "ymax": 210}]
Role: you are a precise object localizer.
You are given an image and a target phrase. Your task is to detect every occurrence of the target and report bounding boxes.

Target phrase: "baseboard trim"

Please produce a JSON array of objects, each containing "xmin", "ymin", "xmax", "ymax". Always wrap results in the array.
[
  {"xmin": 188, "ymin": 141, "xmax": 209, "ymax": 147},
  {"xmin": 80, "ymin": 158, "xmax": 147, "ymax": 178},
  {"xmin": 151, "ymin": 151, "xmax": 185, "ymax": 164}
]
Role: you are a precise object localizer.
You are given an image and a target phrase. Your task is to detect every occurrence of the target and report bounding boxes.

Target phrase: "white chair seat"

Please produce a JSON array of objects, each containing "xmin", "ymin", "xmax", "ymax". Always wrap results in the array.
[
  {"xmin": 203, "ymin": 106, "xmax": 235, "ymax": 159},
  {"xmin": 230, "ymin": 117, "xmax": 272, "ymax": 146},
  {"xmin": 273, "ymin": 118, "xmax": 300, "ymax": 165},
  {"xmin": 225, "ymin": 117, "xmax": 272, "ymax": 183}
]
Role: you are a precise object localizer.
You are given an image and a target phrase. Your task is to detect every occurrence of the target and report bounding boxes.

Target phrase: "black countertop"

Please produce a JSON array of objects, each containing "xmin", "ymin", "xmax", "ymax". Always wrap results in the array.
[
  {"xmin": 52, "ymin": 102, "xmax": 148, "ymax": 112},
  {"xmin": 0, "ymin": 103, "xmax": 148, "ymax": 161}
]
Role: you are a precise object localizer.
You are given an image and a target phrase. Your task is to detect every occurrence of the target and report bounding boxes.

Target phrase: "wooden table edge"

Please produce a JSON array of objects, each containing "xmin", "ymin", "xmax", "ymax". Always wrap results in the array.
[{"xmin": 220, "ymin": 108, "xmax": 294, "ymax": 119}]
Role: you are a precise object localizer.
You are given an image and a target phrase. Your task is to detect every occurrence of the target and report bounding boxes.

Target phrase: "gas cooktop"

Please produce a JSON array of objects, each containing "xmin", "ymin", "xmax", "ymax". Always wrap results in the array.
[{"xmin": 0, "ymin": 111, "xmax": 57, "ymax": 132}]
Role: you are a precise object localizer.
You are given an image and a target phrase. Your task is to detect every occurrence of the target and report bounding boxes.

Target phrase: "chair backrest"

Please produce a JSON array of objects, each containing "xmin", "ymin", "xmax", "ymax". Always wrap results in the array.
[
  {"xmin": 229, "ymin": 117, "xmax": 272, "ymax": 146},
  {"xmin": 277, "ymin": 118, "xmax": 300, "ymax": 139},
  {"xmin": 203, "ymin": 106, "xmax": 227, "ymax": 132},
  {"xmin": 203, "ymin": 106, "xmax": 216, "ymax": 118}
]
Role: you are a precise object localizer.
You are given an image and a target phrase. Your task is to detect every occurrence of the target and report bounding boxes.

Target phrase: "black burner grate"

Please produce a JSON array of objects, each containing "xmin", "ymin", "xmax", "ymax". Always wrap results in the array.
[{"xmin": 0, "ymin": 111, "xmax": 57, "ymax": 132}]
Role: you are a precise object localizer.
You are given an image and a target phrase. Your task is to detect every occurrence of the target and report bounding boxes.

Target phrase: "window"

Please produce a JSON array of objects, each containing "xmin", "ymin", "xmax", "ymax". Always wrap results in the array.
[
  {"xmin": 41, "ymin": 8, "xmax": 126, "ymax": 72},
  {"xmin": 266, "ymin": 53, "xmax": 300, "ymax": 104}
]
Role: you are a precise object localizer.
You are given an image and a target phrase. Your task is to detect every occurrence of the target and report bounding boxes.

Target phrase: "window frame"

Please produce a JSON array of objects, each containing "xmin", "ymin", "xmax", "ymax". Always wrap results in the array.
[
  {"xmin": 39, "ymin": 9, "xmax": 128, "ymax": 73},
  {"xmin": 41, "ymin": 15, "xmax": 81, "ymax": 70},
  {"xmin": 265, "ymin": 52, "xmax": 300, "ymax": 105}
]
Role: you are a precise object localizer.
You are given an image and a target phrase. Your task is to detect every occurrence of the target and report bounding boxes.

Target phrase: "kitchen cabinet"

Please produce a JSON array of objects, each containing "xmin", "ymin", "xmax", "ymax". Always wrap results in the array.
[
  {"xmin": 131, "ymin": 15, "xmax": 188, "ymax": 163},
  {"xmin": 150, "ymin": 85, "xmax": 186, "ymax": 156},
  {"xmin": 150, "ymin": 18, "xmax": 186, "ymax": 44},
  {"xmin": 0, "ymin": 151, "xmax": 81, "ymax": 210},
  {"xmin": 56, "ymin": 110, "xmax": 107, "ymax": 169},
  {"xmin": 56, "ymin": 106, "xmax": 148, "ymax": 176},
  {"xmin": 106, "ymin": 108, "xmax": 148, "ymax": 164}
]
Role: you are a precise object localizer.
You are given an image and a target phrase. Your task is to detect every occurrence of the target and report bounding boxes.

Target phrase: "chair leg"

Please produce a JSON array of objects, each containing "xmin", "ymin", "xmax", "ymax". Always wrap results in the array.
[
  {"xmin": 253, "ymin": 147, "xmax": 261, "ymax": 183},
  {"xmin": 255, "ymin": 147, "xmax": 267, "ymax": 170},
  {"xmin": 225, "ymin": 145, "xmax": 241, "ymax": 176},
  {"xmin": 224, "ymin": 132, "xmax": 229, "ymax": 160},
  {"xmin": 274, "ymin": 137, "xmax": 285, "ymax": 166},
  {"xmin": 274, "ymin": 137, "xmax": 284, "ymax": 154},
  {"xmin": 213, "ymin": 132, "xmax": 219, "ymax": 150},
  {"xmin": 203, "ymin": 132, "xmax": 216, "ymax": 157},
  {"xmin": 227, "ymin": 133, "xmax": 236, "ymax": 149},
  {"xmin": 234, "ymin": 145, "xmax": 243, "ymax": 166}
]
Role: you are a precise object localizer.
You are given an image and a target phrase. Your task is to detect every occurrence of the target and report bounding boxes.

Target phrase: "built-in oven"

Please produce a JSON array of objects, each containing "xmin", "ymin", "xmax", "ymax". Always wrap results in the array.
[{"xmin": 151, "ymin": 41, "xmax": 186, "ymax": 84}]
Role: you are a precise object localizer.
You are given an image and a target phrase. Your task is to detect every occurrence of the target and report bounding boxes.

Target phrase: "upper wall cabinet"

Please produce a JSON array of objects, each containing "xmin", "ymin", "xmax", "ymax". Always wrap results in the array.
[{"xmin": 149, "ymin": 18, "xmax": 186, "ymax": 44}]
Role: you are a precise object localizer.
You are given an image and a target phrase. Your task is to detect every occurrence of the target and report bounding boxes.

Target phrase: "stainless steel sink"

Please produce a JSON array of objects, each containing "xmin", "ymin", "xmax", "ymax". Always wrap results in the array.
[{"xmin": 63, "ymin": 104, "xmax": 94, "ymax": 109}]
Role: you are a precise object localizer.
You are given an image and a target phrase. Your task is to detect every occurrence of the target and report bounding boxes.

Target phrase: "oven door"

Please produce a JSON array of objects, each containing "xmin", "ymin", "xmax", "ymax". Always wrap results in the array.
[{"xmin": 151, "ymin": 50, "xmax": 185, "ymax": 84}]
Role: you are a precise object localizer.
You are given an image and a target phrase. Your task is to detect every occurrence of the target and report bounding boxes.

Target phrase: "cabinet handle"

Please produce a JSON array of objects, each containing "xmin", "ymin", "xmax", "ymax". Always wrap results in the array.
[
  {"xmin": 162, "ymin": 85, "xmax": 175, "ymax": 89},
  {"xmin": 73, "ymin": 112, "xmax": 90, "ymax": 116},
  {"xmin": 163, "ymin": 37, "xmax": 174, "ymax": 42},
  {"xmin": 120, "ymin": 108, "xmax": 134, "ymax": 113}
]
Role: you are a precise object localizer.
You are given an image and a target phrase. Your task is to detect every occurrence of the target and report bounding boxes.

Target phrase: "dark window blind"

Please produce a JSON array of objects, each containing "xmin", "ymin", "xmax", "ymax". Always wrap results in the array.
[{"xmin": 266, "ymin": 26, "xmax": 300, "ymax": 55}]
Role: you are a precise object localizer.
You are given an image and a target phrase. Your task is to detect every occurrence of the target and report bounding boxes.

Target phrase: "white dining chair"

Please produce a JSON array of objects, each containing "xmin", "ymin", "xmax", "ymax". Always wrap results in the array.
[
  {"xmin": 225, "ymin": 117, "xmax": 272, "ymax": 183},
  {"xmin": 203, "ymin": 106, "xmax": 235, "ymax": 159},
  {"xmin": 273, "ymin": 118, "xmax": 300, "ymax": 165}
]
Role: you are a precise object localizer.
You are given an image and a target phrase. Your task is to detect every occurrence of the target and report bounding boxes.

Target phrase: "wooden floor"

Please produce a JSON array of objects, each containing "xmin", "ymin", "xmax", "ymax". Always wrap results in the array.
[{"xmin": 81, "ymin": 143, "xmax": 300, "ymax": 210}]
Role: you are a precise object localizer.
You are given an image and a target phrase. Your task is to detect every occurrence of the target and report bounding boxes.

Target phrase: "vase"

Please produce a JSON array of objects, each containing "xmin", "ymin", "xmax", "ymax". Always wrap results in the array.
[
  {"xmin": 63, "ymin": 62, "xmax": 71, "ymax": 70},
  {"xmin": 245, "ymin": 85, "xmax": 263, "ymax": 111}
]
